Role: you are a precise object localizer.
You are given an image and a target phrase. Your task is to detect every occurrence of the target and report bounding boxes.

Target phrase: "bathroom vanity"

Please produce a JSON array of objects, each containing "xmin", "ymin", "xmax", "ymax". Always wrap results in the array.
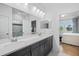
[
  {"xmin": 0, "ymin": 34, "xmax": 53, "ymax": 56},
  {"xmin": 6, "ymin": 35, "xmax": 53, "ymax": 56},
  {"xmin": 0, "ymin": 4, "xmax": 53, "ymax": 56}
]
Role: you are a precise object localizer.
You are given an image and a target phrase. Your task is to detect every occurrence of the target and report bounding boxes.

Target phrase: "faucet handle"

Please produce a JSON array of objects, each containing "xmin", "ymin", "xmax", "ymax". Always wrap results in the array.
[
  {"xmin": 11, "ymin": 38, "xmax": 17, "ymax": 42},
  {"xmin": 6, "ymin": 33, "xmax": 9, "ymax": 35},
  {"xmin": 38, "ymin": 33, "xmax": 41, "ymax": 36}
]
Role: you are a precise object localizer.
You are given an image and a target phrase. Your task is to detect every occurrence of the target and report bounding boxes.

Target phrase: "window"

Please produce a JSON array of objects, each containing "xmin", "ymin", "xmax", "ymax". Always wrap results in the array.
[
  {"xmin": 60, "ymin": 20, "xmax": 73, "ymax": 33},
  {"xmin": 12, "ymin": 24, "xmax": 23, "ymax": 37}
]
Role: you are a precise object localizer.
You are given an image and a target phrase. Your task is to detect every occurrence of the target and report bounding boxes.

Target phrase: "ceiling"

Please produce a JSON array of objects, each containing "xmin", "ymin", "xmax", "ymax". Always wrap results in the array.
[
  {"xmin": 5, "ymin": 3, "xmax": 79, "ymax": 20},
  {"xmin": 29, "ymin": 3, "xmax": 79, "ymax": 14},
  {"xmin": 29, "ymin": 3, "xmax": 79, "ymax": 19}
]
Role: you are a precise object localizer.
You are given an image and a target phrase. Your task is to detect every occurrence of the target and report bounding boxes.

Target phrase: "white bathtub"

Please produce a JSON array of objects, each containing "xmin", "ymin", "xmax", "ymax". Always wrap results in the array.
[{"xmin": 62, "ymin": 33, "xmax": 79, "ymax": 46}]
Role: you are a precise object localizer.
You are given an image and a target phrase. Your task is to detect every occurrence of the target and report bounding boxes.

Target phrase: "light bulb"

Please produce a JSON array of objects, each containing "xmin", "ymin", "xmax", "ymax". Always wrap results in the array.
[
  {"xmin": 24, "ymin": 3, "xmax": 28, "ymax": 6},
  {"xmin": 39, "ymin": 11, "xmax": 43, "ymax": 15},
  {"xmin": 32, "ymin": 6, "xmax": 37, "ymax": 11},
  {"xmin": 61, "ymin": 14, "xmax": 65, "ymax": 17},
  {"xmin": 37, "ymin": 9, "xmax": 40, "ymax": 13}
]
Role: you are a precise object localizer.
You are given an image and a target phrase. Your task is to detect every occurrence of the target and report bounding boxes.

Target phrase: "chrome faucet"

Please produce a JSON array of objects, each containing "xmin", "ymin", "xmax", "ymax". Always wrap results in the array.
[
  {"xmin": 38, "ymin": 33, "xmax": 42, "ymax": 36},
  {"xmin": 11, "ymin": 37, "xmax": 17, "ymax": 42}
]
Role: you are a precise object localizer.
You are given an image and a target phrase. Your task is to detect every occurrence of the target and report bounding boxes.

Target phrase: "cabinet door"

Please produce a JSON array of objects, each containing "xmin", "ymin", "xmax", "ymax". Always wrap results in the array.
[
  {"xmin": 40, "ymin": 39, "xmax": 47, "ymax": 56},
  {"xmin": 44, "ymin": 36, "xmax": 53, "ymax": 55},
  {"xmin": 39, "ymin": 40, "xmax": 46, "ymax": 56},
  {"xmin": 31, "ymin": 47, "xmax": 40, "ymax": 56},
  {"xmin": 0, "ymin": 15, "xmax": 9, "ymax": 39},
  {"xmin": 49, "ymin": 36, "xmax": 53, "ymax": 49},
  {"xmin": 31, "ymin": 42, "xmax": 40, "ymax": 56},
  {"xmin": 24, "ymin": 47, "xmax": 31, "ymax": 56},
  {"xmin": 39, "ymin": 45, "xmax": 44, "ymax": 56},
  {"xmin": 7, "ymin": 46, "xmax": 31, "ymax": 56},
  {"xmin": 44, "ymin": 39, "xmax": 49, "ymax": 55}
]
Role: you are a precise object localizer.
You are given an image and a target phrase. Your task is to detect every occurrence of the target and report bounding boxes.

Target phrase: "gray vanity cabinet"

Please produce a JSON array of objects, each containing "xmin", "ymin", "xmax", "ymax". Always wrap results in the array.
[
  {"xmin": 31, "ymin": 42, "xmax": 40, "ymax": 56},
  {"xmin": 40, "ymin": 40, "xmax": 46, "ymax": 56},
  {"xmin": 7, "ymin": 46, "xmax": 31, "ymax": 56},
  {"xmin": 31, "ymin": 36, "xmax": 53, "ymax": 56},
  {"xmin": 6, "ymin": 36, "xmax": 53, "ymax": 56},
  {"xmin": 24, "ymin": 46, "xmax": 31, "ymax": 56},
  {"xmin": 43, "ymin": 36, "xmax": 53, "ymax": 55},
  {"xmin": 49, "ymin": 36, "xmax": 53, "ymax": 50},
  {"xmin": 38, "ymin": 39, "xmax": 46, "ymax": 56},
  {"xmin": 30, "ymin": 41, "xmax": 45, "ymax": 56}
]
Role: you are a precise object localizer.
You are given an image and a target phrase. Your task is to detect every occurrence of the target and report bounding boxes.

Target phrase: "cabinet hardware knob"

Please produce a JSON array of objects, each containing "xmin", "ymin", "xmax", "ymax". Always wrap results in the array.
[{"xmin": 6, "ymin": 33, "xmax": 9, "ymax": 35}]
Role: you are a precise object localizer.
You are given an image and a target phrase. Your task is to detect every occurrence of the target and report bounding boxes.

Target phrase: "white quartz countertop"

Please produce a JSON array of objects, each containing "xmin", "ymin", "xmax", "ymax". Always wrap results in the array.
[{"xmin": 0, "ymin": 33, "xmax": 53, "ymax": 56}]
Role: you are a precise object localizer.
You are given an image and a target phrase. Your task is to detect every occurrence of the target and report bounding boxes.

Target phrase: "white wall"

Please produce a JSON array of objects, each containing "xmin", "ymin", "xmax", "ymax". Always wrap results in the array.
[{"xmin": 52, "ymin": 14, "xmax": 60, "ymax": 54}]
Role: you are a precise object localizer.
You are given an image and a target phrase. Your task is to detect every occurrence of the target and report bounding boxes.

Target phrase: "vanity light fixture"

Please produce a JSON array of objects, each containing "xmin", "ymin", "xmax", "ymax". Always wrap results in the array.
[
  {"xmin": 32, "ymin": 6, "xmax": 45, "ymax": 17},
  {"xmin": 40, "ymin": 11, "xmax": 45, "ymax": 17},
  {"xmin": 42, "ymin": 13, "xmax": 45, "ymax": 16},
  {"xmin": 39, "ymin": 11, "xmax": 44, "ymax": 17},
  {"xmin": 39, "ymin": 11, "xmax": 43, "ymax": 15},
  {"xmin": 61, "ymin": 14, "xmax": 65, "ymax": 17},
  {"xmin": 36, "ymin": 9, "xmax": 40, "ymax": 13},
  {"xmin": 23, "ymin": 3, "xmax": 28, "ymax": 8},
  {"xmin": 24, "ymin": 3, "xmax": 28, "ymax": 6},
  {"xmin": 32, "ymin": 6, "xmax": 37, "ymax": 12}
]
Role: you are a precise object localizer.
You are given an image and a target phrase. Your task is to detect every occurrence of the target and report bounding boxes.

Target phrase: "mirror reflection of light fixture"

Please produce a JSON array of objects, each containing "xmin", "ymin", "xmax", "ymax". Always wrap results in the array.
[
  {"xmin": 36, "ymin": 9, "xmax": 40, "ymax": 13},
  {"xmin": 24, "ymin": 3, "xmax": 28, "ymax": 6},
  {"xmin": 32, "ymin": 6, "xmax": 37, "ymax": 12},
  {"xmin": 61, "ymin": 14, "xmax": 65, "ymax": 17},
  {"xmin": 23, "ymin": 3, "xmax": 28, "ymax": 8},
  {"xmin": 42, "ymin": 13, "xmax": 45, "ymax": 16},
  {"xmin": 39, "ymin": 11, "xmax": 45, "ymax": 18},
  {"xmin": 32, "ymin": 6, "xmax": 45, "ymax": 18},
  {"xmin": 39, "ymin": 11, "xmax": 43, "ymax": 15}
]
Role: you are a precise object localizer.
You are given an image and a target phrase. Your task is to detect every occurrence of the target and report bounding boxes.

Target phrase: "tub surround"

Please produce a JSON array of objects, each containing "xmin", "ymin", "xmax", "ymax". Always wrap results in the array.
[
  {"xmin": 62, "ymin": 33, "xmax": 79, "ymax": 46},
  {"xmin": 0, "ymin": 33, "xmax": 53, "ymax": 56}
]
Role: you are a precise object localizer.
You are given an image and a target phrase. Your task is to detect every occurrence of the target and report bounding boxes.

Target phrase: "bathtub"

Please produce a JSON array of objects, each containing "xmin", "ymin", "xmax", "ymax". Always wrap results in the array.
[{"xmin": 62, "ymin": 33, "xmax": 79, "ymax": 46}]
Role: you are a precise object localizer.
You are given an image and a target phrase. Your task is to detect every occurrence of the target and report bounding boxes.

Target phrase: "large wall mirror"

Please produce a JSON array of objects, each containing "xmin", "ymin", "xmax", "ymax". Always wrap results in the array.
[{"xmin": 40, "ymin": 20, "xmax": 49, "ymax": 29}]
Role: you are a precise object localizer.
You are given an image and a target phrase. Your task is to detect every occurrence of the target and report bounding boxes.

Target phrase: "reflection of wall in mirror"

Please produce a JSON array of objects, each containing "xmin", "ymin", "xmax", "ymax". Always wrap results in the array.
[
  {"xmin": 40, "ymin": 20, "xmax": 49, "ymax": 29},
  {"xmin": 12, "ymin": 24, "xmax": 23, "ymax": 37},
  {"xmin": 0, "ymin": 15, "xmax": 9, "ymax": 39}
]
